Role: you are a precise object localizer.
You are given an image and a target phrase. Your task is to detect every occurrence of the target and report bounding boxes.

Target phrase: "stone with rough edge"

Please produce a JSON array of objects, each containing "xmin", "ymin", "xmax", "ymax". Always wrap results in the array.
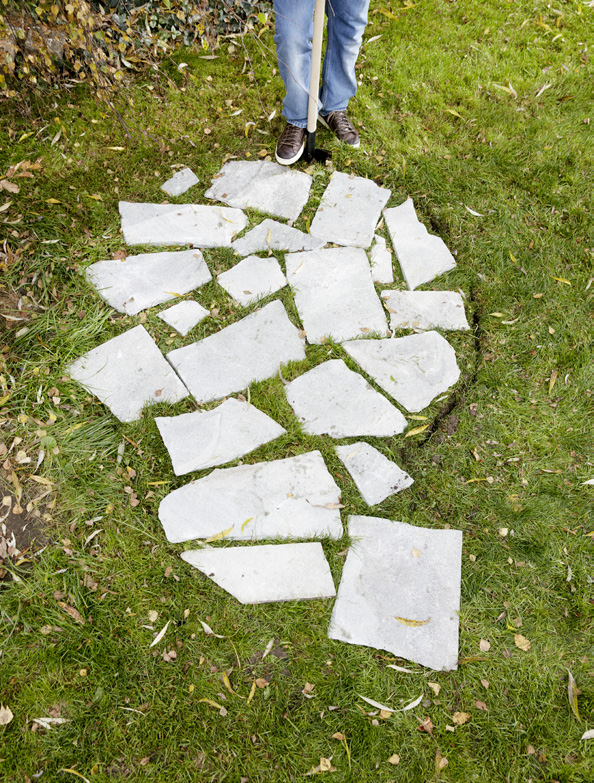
[
  {"xmin": 155, "ymin": 397, "xmax": 286, "ymax": 476},
  {"xmin": 310, "ymin": 171, "xmax": 391, "ymax": 249},
  {"xmin": 335, "ymin": 442, "xmax": 413, "ymax": 506},
  {"xmin": 369, "ymin": 234, "xmax": 394, "ymax": 284},
  {"xmin": 383, "ymin": 198, "xmax": 456, "ymax": 290},
  {"xmin": 285, "ymin": 247, "xmax": 389, "ymax": 344},
  {"xmin": 157, "ymin": 300, "xmax": 209, "ymax": 336},
  {"xmin": 204, "ymin": 160, "xmax": 312, "ymax": 221},
  {"xmin": 285, "ymin": 359, "xmax": 407, "ymax": 437},
  {"xmin": 68, "ymin": 325, "xmax": 188, "ymax": 423},
  {"xmin": 344, "ymin": 331, "xmax": 460, "ymax": 413},
  {"xmin": 328, "ymin": 515, "xmax": 462, "ymax": 671},
  {"xmin": 119, "ymin": 202, "xmax": 247, "ymax": 248},
  {"xmin": 181, "ymin": 543, "xmax": 336, "ymax": 604},
  {"xmin": 85, "ymin": 249, "xmax": 211, "ymax": 316},
  {"xmin": 381, "ymin": 290, "xmax": 469, "ymax": 331},
  {"xmin": 158, "ymin": 450, "xmax": 342, "ymax": 542},
  {"xmin": 161, "ymin": 167, "xmax": 199, "ymax": 197},
  {"xmin": 166, "ymin": 300, "xmax": 305, "ymax": 403},
  {"xmin": 217, "ymin": 255, "xmax": 286, "ymax": 306},
  {"xmin": 231, "ymin": 218, "xmax": 326, "ymax": 256}
]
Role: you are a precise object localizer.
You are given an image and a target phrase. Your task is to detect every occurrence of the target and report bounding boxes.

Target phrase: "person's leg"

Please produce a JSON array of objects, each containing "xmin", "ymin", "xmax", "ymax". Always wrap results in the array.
[{"xmin": 273, "ymin": 0, "xmax": 315, "ymax": 128}]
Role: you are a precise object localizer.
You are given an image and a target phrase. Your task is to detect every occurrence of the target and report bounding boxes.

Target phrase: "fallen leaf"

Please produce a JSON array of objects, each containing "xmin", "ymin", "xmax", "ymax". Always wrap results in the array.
[
  {"xmin": 418, "ymin": 716, "xmax": 433, "ymax": 733},
  {"xmin": 481, "ymin": 679, "xmax": 489, "ymax": 690},
  {"xmin": 57, "ymin": 602, "xmax": 85, "ymax": 625},
  {"xmin": 549, "ymin": 369, "xmax": 558, "ymax": 393},
  {"xmin": 479, "ymin": 639, "xmax": 491, "ymax": 652},
  {"xmin": 411, "ymin": 547, "xmax": 422, "ymax": 558},
  {"xmin": 59, "ymin": 769, "xmax": 90, "ymax": 783},
  {"xmin": 359, "ymin": 694, "xmax": 393, "ymax": 712},
  {"xmin": 150, "ymin": 620, "xmax": 170, "ymax": 648},
  {"xmin": 551, "ymin": 276, "xmax": 571, "ymax": 285},
  {"xmin": 379, "ymin": 709, "xmax": 392, "ymax": 719},
  {"xmin": 247, "ymin": 680, "xmax": 257, "ymax": 704},
  {"xmin": 465, "ymin": 206, "xmax": 484, "ymax": 216},
  {"xmin": 428, "ymin": 682, "xmax": 441, "ymax": 696},
  {"xmin": 580, "ymin": 729, "xmax": 594, "ymax": 740},
  {"xmin": 332, "ymin": 732, "xmax": 345, "ymax": 741},
  {"xmin": 0, "ymin": 179, "xmax": 19, "ymax": 194},
  {"xmin": 148, "ymin": 610, "xmax": 158, "ymax": 623},
  {"xmin": 32, "ymin": 717, "xmax": 69, "ymax": 729},
  {"xmin": 222, "ymin": 671, "xmax": 242, "ymax": 698},
  {"xmin": 387, "ymin": 754, "xmax": 400, "ymax": 765},
  {"xmin": 302, "ymin": 682, "xmax": 316, "ymax": 698},
  {"xmin": 436, "ymin": 751, "xmax": 449, "ymax": 773},
  {"xmin": 568, "ymin": 670, "xmax": 581, "ymax": 722},
  {"xmin": 514, "ymin": 634, "xmax": 531, "ymax": 652},
  {"xmin": 198, "ymin": 619, "xmax": 225, "ymax": 638},
  {"xmin": 305, "ymin": 757, "xmax": 337, "ymax": 775},
  {"xmin": 0, "ymin": 705, "xmax": 13, "ymax": 725},
  {"xmin": 198, "ymin": 698, "xmax": 227, "ymax": 717},
  {"xmin": 254, "ymin": 678, "xmax": 269, "ymax": 689},
  {"xmin": 405, "ymin": 424, "xmax": 429, "ymax": 437},
  {"xmin": 452, "ymin": 711, "xmax": 471, "ymax": 725},
  {"xmin": 262, "ymin": 638, "xmax": 274, "ymax": 659},
  {"xmin": 475, "ymin": 700, "xmax": 488, "ymax": 712},
  {"xmin": 386, "ymin": 664, "xmax": 415, "ymax": 673},
  {"xmin": 394, "ymin": 616, "xmax": 431, "ymax": 627}
]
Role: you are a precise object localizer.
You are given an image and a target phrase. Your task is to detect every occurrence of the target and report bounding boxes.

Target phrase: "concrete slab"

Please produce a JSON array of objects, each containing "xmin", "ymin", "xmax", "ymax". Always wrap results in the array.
[
  {"xmin": 155, "ymin": 397, "xmax": 286, "ymax": 475},
  {"xmin": 166, "ymin": 300, "xmax": 305, "ymax": 403},
  {"xmin": 158, "ymin": 300, "xmax": 210, "ymax": 336},
  {"xmin": 381, "ymin": 290, "xmax": 470, "ymax": 331},
  {"xmin": 343, "ymin": 331, "xmax": 460, "ymax": 413},
  {"xmin": 217, "ymin": 255, "xmax": 286, "ymax": 306},
  {"xmin": 285, "ymin": 359, "xmax": 407, "ymax": 437},
  {"xmin": 231, "ymin": 218, "xmax": 326, "ymax": 256},
  {"xmin": 159, "ymin": 450, "xmax": 343, "ymax": 542},
  {"xmin": 68, "ymin": 325, "xmax": 189, "ymax": 423},
  {"xmin": 310, "ymin": 172, "xmax": 391, "ymax": 249},
  {"xmin": 85, "ymin": 249, "xmax": 211, "ymax": 316},
  {"xmin": 328, "ymin": 515, "xmax": 462, "ymax": 671},
  {"xmin": 161, "ymin": 167, "xmax": 199, "ymax": 197},
  {"xmin": 181, "ymin": 542, "xmax": 336, "ymax": 604},
  {"xmin": 285, "ymin": 247, "xmax": 389, "ymax": 344},
  {"xmin": 369, "ymin": 235, "xmax": 394, "ymax": 284},
  {"xmin": 335, "ymin": 443, "xmax": 413, "ymax": 506}
]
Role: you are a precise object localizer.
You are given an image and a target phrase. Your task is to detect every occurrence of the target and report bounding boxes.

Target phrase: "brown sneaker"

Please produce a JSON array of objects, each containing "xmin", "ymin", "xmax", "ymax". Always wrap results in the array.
[
  {"xmin": 318, "ymin": 110, "xmax": 360, "ymax": 148},
  {"xmin": 275, "ymin": 122, "xmax": 306, "ymax": 165}
]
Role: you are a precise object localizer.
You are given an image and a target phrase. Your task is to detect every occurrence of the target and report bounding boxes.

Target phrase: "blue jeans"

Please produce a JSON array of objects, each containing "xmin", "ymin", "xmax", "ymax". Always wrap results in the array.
[{"xmin": 273, "ymin": 0, "xmax": 370, "ymax": 128}]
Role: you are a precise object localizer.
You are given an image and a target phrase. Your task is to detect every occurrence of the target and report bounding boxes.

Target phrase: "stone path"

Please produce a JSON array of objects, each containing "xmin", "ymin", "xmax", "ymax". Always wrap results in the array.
[{"xmin": 70, "ymin": 160, "xmax": 469, "ymax": 671}]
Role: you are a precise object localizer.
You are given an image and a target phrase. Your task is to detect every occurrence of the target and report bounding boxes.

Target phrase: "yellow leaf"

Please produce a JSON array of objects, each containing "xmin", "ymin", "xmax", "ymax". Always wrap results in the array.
[
  {"xmin": 247, "ymin": 680, "xmax": 257, "ymax": 705},
  {"xmin": 29, "ymin": 475, "xmax": 53, "ymax": 486},
  {"xmin": 489, "ymin": 312, "xmax": 504, "ymax": 317},
  {"xmin": 514, "ymin": 634, "xmax": 531, "ymax": 652},
  {"xmin": 445, "ymin": 108, "xmax": 464, "ymax": 119},
  {"xmin": 18, "ymin": 132, "xmax": 34, "ymax": 142},
  {"xmin": 552, "ymin": 276, "xmax": 571, "ymax": 285},
  {"xmin": 105, "ymin": 146, "xmax": 126, "ymax": 151},
  {"xmin": 409, "ymin": 415, "xmax": 427, "ymax": 421},
  {"xmin": 45, "ymin": 198, "xmax": 61, "ymax": 204},
  {"xmin": 452, "ymin": 711, "xmax": 471, "ymax": 725},
  {"xmin": 377, "ymin": 8, "xmax": 398, "ymax": 20},
  {"xmin": 86, "ymin": 193, "xmax": 103, "ymax": 201},
  {"xmin": 394, "ymin": 616, "xmax": 431, "ymax": 627},
  {"xmin": 568, "ymin": 670, "xmax": 581, "ymax": 722},
  {"xmin": 198, "ymin": 698, "xmax": 223, "ymax": 710},
  {"xmin": 60, "ymin": 770, "xmax": 91, "ymax": 783},
  {"xmin": 188, "ymin": 683, "xmax": 195, "ymax": 694},
  {"xmin": 221, "ymin": 670, "xmax": 243, "ymax": 698},
  {"xmin": 204, "ymin": 526, "xmax": 234, "ymax": 543},
  {"xmin": 549, "ymin": 369, "xmax": 558, "ymax": 393},
  {"xmin": 509, "ymin": 251, "xmax": 518, "ymax": 264},
  {"xmin": 240, "ymin": 517, "xmax": 254, "ymax": 533},
  {"xmin": 0, "ymin": 393, "xmax": 10, "ymax": 405},
  {"xmin": 332, "ymin": 732, "xmax": 345, "ymax": 741},
  {"xmin": 405, "ymin": 424, "xmax": 429, "ymax": 437}
]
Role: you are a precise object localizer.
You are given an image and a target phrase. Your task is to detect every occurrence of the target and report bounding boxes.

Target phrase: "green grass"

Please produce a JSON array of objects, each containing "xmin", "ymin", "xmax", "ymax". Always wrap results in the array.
[{"xmin": 0, "ymin": 1, "xmax": 592, "ymax": 781}]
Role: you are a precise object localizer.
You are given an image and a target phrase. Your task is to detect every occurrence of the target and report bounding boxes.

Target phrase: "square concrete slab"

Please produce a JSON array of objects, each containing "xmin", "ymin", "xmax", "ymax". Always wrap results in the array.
[
  {"xmin": 328, "ymin": 516, "xmax": 462, "ymax": 671},
  {"xmin": 335, "ymin": 443, "xmax": 413, "ymax": 506},
  {"xmin": 85, "ymin": 249, "xmax": 211, "ymax": 316},
  {"xmin": 155, "ymin": 397, "xmax": 286, "ymax": 475},
  {"xmin": 343, "ymin": 331, "xmax": 460, "ymax": 413},
  {"xmin": 369, "ymin": 235, "xmax": 394, "ymax": 284},
  {"xmin": 161, "ymin": 167, "xmax": 199, "ymax": 197},
  {"xmin": 381, "ymin": 290, "xmax": 470, "ymax": 331},
  {"xmin": 285, "ymin": 359, "xmax": 407, "ymax": 437},
  {"xmin": 204, "ymin": 160, "xmax": 312, "ymax": 221},
  {"xmin": 159, "ymin": 451, "xmax": 343, "ymax": 542},
  {"xmin": 158, "ymin": 300, "xmax": 210, "ymax": 336},
  {"xmin": 166, "ymin": 300, "xmax": 306, "ymax": 403},
  {"xmin": 285, "ymin": 247, "xmax": 389, "ymax": 344},
  {"xmin": 181, "ymin": 542, "xmax": 336, "ymax": 604},
  {"xmin": 383, "ymin": 198, "xmax": 456, "ymax": 290},
  {"xmin": 68, "ymin": 325, "xmax": 189, "ymax": 423},
  {"xmin": 217, "ymin": 255, "xmax": 286, "ymax": 306},
  {"xmin": 310, "ymin": 172, "xmax": 391, "ymax": 249},
  {"xmin": 119, "ymin": 202, "xmax": 247, "ymax": 247},
  {"xmin": 231, "ymin": 218, "xmax": 326, "ymax": 256}
]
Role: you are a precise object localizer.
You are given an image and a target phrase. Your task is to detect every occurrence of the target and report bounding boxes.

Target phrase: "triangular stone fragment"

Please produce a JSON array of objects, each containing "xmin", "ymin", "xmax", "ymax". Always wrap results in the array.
[
  {"xmin": 381, "ymin": 290, "xmax": 469, "ymax": 331},
  {"xmin": 161, "ymin": 167, "xmax": 199, "ymax": 197},
  {"xmin": 158, "ymin": 451, "xmax": 342, "ymax": 542},
  {"xmin": 181, "ymin": 542, "xmax": 336, "ymax": 604},
  {"xmin": 328, "ymin": 516, "xmax": 462, "ymax": 671},
  {"xmin": 217, "ymin": 255, "xmax": 286, "ymax": 306},
  {"xmin": 383, "ymin": 198, "xmax": 456, "ymax": 289},
  {"xmin": 158, "ymin": 300, "xmax": 209, "ymax": 336},
  {"xmin": 231, "ymin": 218, "xmax": 326, "ymax": 256},
  {"xmin": 344, "ymin": 331, "xmax": 460, "ymax": 413},
  {"xmin": 335, "ymin": 442, "xmax": 413, "ymax": 505},
  {"xmin": 155, "ymin": 397, "xmax": 286, "ymax": 475},
  {"xmin": 285, "ymin": 359, "xmax": 407, "ymax": 437},
  {"xmin": 369, "ymin": 235, "xmax": 394, "ymax": 284}
]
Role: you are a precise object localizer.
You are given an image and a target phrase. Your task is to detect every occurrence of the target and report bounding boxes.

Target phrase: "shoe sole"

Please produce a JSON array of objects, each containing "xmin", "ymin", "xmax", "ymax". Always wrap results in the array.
[
  {"xmin": 275, "ymin": 141, "xmax": 305, "ymax": 166},
  {"xmin": 318, "ymin": 115, "xmax": 360, "ymax": 148}
]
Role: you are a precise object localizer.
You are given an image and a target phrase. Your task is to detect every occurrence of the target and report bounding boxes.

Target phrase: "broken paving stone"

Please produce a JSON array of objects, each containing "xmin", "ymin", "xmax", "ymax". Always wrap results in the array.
[
  {"xmin": 328, "ymin": 516, "xmax": 462, "ymax": 671},
  {"xmin": 155, "ymin": 397, "xmax": 286, "ymax": 476},
  {"xmin": 161, "ymin": 167, "xmax": 199, "ymax": 197},
  {"xmin": 159, "ymin": 450, "xmax": 342, "ymax": 542},
  {"xmin": 381, "ymin": 290, "xmax": 469, "ymax": 332},
  {"xmin": 118, "ymin": 202, "xmax": 247, "ymax": 248},
  {"xmin": 335, "ymin": 442, "xmax": 413, "ymax": 506},
  {"xmin": 217, "ymin": 255, "xmax": 286, "ymax": 306},
  {"xmin": 343, "ymin": 331, "xmax": 460, "ymax": 413},
  {"xmin": 383, "ymin": 199, "xmax": 456, "ymax": 290},
  {"xmin": 181, "ymin": 542, "xmax": 336, "ymax": 604},
  {"xmin": 166, "ymin": 300, "xmax": 305, "ymax": 403},
  {"xmin": 285, "ymin": 359, "xmax": 407, "ymax": 438},
  {"xmin": 157, "ymin": 299, "xmax": 209, "ymax": 336},
  {"xmin": 204, "ymin": 160, "xmax": 312, "ymax": 221},
  {"xmin": 85, "ymin": 249, "xmax": 211, "ymax": 316},
  {"xmin": 231, "ymin": 218, "xmax": 326, "ymax": 256},
  {"xmin": 369, "ymin": 235, "xmax": 394, "ymax": 284},
  {"xmin": 68, "ymin": 325, "xmax": 188, "ymax": 423},
  {"xmin": 309, "ymin": 171, "xmax": 391, "ymax": 249},
  {"xmin": 285, "ymin": 247, "xmax": 389, "ymax": 344}
]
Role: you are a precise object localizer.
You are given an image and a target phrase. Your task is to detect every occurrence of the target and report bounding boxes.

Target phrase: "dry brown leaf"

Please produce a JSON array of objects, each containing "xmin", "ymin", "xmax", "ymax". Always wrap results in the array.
[
  {"xmin": 418, "ymin": 716, "xmax": 434, "ymax": 734},
  {"xmin": 475, "ymin": 700, "xmax": 488, "ymax": 712},
  {"xmin": 0, "ymin": 705, "xmax": 13, "ymax": 725},
  {"xmin": 514, "ymin": 634, "xmax": 531, "ymax": 652},
  {"xmin": 255, "ymin": 678, "xmax": 269, "ymax": 689},
  {"xmin": 568, "ymin": 670, "xmax": 581, "ymax": 722},
  {"xmin": 332, "ymin": 732, "xmax": 345, "ymax": 741},
  {"xmin": 387, "ymin": 754, "xmax": 400, "ymax": 765},
  {"xmin": 57, "ymin": 601, "xmax": 85, "ymax": 624},
  {"xmin": 379, "ymin": 709, "xmax": 392, "ymax": 719},
  {"xmin": 452, "ymin": 711, "xmax": 471, "ymax": 725},
  {"xmin": 481, "ymin": 678, "xmax": 489, "ymax": 690},
  {"xmin": 436, "ymin": 751, "xmax": 449, "ymax": 773},
  {"xmin": 428, "ymin": 682, "xmax": 441, "ymax": 696},
  {"xmin": 479, "ymin": 638, "xmax": 491, "ymax": 652}
]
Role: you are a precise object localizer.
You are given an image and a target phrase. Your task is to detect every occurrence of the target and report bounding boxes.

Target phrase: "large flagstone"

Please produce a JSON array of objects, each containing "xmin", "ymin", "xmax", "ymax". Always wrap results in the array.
[
  {"xmin": 335, "ymin": 442, "xmax": 413, "ymax": 505},
  {"xmin": 231, "ymin": 218, "xmax": 326, "ymax": 256},
  {"xmin": 161, "ymin": 167, "xmax": 199, "ymax": 197},
  {"xmin": 381, "ymin": 290, "xmax": 470, "ymax": 331}
]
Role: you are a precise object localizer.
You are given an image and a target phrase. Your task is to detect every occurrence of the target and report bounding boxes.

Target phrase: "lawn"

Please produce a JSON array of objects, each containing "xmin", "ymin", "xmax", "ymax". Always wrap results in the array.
[{"xmin": 0, "ymin": 1, "xmax": 592, "ymax": 781}]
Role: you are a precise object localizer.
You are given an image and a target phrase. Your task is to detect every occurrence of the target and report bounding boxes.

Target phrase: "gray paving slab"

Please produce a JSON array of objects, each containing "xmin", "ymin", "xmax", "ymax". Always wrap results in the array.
[
  {"xmin": 159, "ymin": 451, "xmax": 343, "ymax": 542},
  {"xmin": 119, "ymin": 201, "xmax": 247, "ymax": 247},
  {"xmin": 335, "ymin": 443, "xmax": 413, "ymax": 506},
  {"xmin": 310, "ymin": 172, "xmax": 391, "ymax": 249},
  {"xmin": 285, "ymin": 247, "xmax": 389, "ymax": 344},
  {"xmin": 383, "ymin": 198, "xmax": 456, "ymax": 290},
  {"xmin": 381, "ymin": 290, "xmax": 470, "ymax": 331},
  {"xmin": 85, "ymin": 249, "xmax": 211, "ymax": 316},
  {"xmin": 344, "ymin": 331, "xmax": 460, "ymax": 413},
  {"xmin": 285, "ymin": 359, "xmax": 407, "ymax": 437},
  {"xmin": 155, "ymin": 397, "xmax": 286, "ymax": 476},
  {"xmin": 158, "ymin": 300, "xmax": 210, "ymax": 336},
  {"xmin": 328, "ymin": 515, "xmax": 462, "ymax": 671},
  {"xmin": 204, "ymin": 160, "xmax": 312, "ymax": 221},
  {"xmin": 217, "ymin": 255, "xmax": 286, "ymax": 306},
  {"xmin": 166, "ymin": 300, "xmax": 305, "ymax": 403},
  {"xmin": 231, "ymin": 219, "xmax": 326, "ymax": 256},
  {"xmin": 161, "ymin": 167, "xmax": 199, "ymax": 197},
  {"xmin": 68, "ymin": 325, "xmax": 189, "ymax": 423},
  {"xmin": 181, "ymin": 542, "xmax": 336, "ymax": 604},
  {"xmin": 369, "ymin": 234, "xmax": 394, "ymax": 284}
]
